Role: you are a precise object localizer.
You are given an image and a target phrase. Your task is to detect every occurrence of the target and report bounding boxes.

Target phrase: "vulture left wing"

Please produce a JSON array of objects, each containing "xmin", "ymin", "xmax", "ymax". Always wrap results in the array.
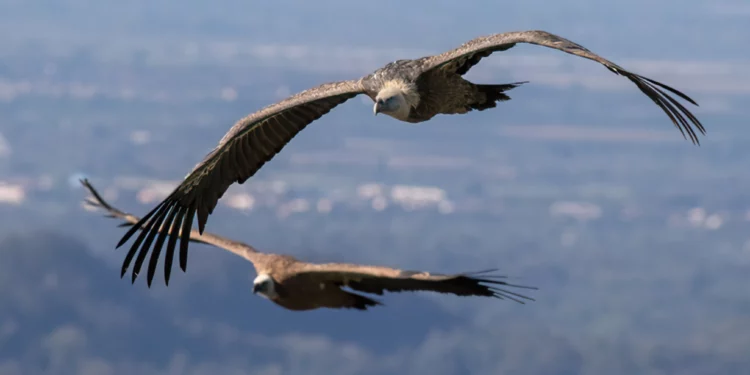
[
  {"xmin": 418, "ymin": 30, "xmax": 706, "ymax": 144},
  {"xmin": 296, "ymin": 263, "xmax": 536, "ymax": 304}
]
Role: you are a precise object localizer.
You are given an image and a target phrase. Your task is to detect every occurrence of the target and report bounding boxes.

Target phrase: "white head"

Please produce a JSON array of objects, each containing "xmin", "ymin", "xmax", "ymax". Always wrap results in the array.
[
  {"xmin": 373, "ymin": 81, "xmax": 417, "ymax": 121},
  {"xmin": 252, "ymin": 274, "xmax": 278, "ymax": 300}
]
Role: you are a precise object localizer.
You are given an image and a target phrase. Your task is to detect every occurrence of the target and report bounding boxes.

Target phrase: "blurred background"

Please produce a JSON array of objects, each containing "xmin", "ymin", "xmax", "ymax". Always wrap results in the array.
[{"xmin": 1, "ymin": 0, "xmax": 749, "ymax": 374}]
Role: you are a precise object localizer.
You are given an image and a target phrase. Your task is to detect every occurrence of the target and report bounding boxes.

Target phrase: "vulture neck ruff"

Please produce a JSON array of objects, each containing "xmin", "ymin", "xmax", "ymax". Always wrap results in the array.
[
  {"xmin": 252, "ymin": 274, "xmax": 278, "ymax": 300},
  {"xmin": 376, "ymin": 79, "xmax": 420, "ymax": 121}
]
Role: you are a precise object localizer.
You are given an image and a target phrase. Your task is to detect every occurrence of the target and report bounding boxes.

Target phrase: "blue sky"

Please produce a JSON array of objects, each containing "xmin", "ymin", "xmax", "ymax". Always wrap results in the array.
[{"xmin": 1, "ymin": 1, "xmax": 749, "ymax": 374}]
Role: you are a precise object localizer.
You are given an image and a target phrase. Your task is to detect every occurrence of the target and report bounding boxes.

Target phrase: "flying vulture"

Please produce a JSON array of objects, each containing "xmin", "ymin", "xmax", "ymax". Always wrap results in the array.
[
  {"xmin": 117, "ymin": 30, "xmax": 706, "ymax": 274},
  {"xmin": 81, "ymin": 179, "xmax": 535, "ymax": 310}
]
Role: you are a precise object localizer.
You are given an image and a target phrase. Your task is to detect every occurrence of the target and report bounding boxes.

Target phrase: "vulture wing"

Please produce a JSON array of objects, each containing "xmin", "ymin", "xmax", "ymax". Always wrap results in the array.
[
  {"xmin": 115, "ymin": 80, "xmax": 366, "ymax": 283},
  {"xmin": 294, "ymin": 263, "xmax": 537, "ymax": 304},
  {"xmin": 419, "ymin": 30, "xmax": 705, "ymax": 144}
]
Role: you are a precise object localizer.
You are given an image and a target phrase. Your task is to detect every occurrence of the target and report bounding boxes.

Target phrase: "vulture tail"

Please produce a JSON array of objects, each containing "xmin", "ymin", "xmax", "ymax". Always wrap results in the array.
[
  {"xmin": 472, "ymin": 81, "xmax": 528, "ymax": 111},
  {"xmin": 342, "ymin": 291, "xmax": 383, "ymax": 311}
]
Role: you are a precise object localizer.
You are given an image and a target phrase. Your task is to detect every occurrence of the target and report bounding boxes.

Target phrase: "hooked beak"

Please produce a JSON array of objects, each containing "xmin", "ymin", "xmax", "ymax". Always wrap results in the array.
[
  {"xmin": 252, "ymin": 283, "xmax": 260, "ymax": 294},
  {"xmin": 373, "ymin": 100, "xmax": 382, "ymax": 115}
]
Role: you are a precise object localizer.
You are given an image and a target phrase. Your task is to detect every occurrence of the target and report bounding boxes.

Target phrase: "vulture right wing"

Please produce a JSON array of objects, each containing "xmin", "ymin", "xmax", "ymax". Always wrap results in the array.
[
  {"xmin": 115, "ymin": 80, "xmax": 366, "ymax": 285},
  {"xmin": 295, "ymin": 263, "xmax": 537, "ymax": 304}
]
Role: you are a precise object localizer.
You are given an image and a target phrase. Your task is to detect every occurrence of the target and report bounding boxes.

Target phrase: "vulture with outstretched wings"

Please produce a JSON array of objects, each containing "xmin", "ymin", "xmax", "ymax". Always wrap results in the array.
[
  {"xmin": 117, "ymin": 30, "xmax": 706, "ymax": 277},
  {"xmin": 82, "ymin": 179, "xmax": 535, "ymax": 310}
]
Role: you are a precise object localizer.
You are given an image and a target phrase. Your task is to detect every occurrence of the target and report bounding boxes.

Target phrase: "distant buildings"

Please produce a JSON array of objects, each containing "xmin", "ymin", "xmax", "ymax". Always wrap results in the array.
[
  {"xmin": 0, "ymin": 174, "xmax": 743, "ymax": 235},
  {"xmin": 102, "ymin": 178, "xmax": 456, "ymax": 218},
  {"xmin": 0, "ymin": 183, "xmax": 24, "ymax": 205},
  {"xmin": 549, "ymin": 201, "xmax": 602, "ymax": 221}
]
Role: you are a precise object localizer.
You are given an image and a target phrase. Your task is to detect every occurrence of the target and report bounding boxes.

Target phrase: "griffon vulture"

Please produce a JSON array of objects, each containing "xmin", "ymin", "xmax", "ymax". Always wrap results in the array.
[
  {"xmin": 81, "ymin": 179, "xmax": 535, "ymax": 310},
  {"xmin": 117, "ymin": 30, "xmax": 706, "ymax": 274}
]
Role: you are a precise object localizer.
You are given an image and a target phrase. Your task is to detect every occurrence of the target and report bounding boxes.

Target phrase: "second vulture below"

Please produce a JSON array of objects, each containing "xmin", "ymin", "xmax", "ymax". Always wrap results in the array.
[
  {"xmin": 117, "ymin": 30, "xmax": 707, "ymax": 281},
  {"xmin": 83, "ymin": 179, "xmax": 536, "ymax": 308}
]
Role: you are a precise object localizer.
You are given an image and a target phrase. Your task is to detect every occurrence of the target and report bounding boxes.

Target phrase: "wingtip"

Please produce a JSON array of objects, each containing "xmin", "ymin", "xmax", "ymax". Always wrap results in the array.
[
  {"xmin": 115, "ymin": 237, "xmax": 128, "ymax": 249},
  {"xmin": 197, "ymin": 218, "xmax": 206, "ymax": 235},
  {"xmin": 465, "ymin": 268, "xmax": 501, "ymax": 276}
]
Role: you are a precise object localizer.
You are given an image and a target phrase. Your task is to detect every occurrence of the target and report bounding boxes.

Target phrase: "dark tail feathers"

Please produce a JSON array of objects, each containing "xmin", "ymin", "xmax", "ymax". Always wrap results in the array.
[
  {"xmin": 344, "ymin": 291, "xmax": 383, "ymax": 311},
  {"xmin": 472, "ymin": 81, "xmax": 528, "ymax": 111}
]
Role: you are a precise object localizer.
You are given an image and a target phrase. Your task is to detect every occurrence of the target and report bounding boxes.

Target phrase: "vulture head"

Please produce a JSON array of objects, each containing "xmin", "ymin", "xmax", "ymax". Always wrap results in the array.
[
  {"xmin": 252, "ymin": 274, "xmax": 278, "ymax": 300},
  {"xmin": 374, "ymin": 83, "xmax": 412, "ymax": 120}
]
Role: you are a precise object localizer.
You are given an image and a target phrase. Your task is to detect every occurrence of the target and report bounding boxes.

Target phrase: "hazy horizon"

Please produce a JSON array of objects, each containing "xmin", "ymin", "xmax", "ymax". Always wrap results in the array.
[{"xmin": 1, "ymin": 1, "xmax": 748, "ymax": 374}]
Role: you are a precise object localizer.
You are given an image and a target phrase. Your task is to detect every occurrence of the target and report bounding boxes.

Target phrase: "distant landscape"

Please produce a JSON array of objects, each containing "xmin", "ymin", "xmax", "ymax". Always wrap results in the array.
[{"xmin": 1, "ymin": 1, "xmax": 749, "ymax": 374}]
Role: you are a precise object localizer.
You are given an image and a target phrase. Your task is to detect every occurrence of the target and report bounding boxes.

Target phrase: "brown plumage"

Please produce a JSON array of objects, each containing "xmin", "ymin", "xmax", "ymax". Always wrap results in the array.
[
  {"xmin": 117, "ymin": 30, "xmax": 706, "ymax": 272},
  {"xmin": 81, "ymin": 179, "xmax": 535, "ymax": 310}
]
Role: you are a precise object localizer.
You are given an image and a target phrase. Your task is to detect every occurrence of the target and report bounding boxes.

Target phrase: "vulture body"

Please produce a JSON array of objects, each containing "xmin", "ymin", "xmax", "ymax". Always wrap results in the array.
[
  {"xmin": 116, "ymin": 30, "xmax": 706, "ymax": 275},
  {"xmin": 82, "ymin": 180, "xmax": 535, "ymax": 310}
]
